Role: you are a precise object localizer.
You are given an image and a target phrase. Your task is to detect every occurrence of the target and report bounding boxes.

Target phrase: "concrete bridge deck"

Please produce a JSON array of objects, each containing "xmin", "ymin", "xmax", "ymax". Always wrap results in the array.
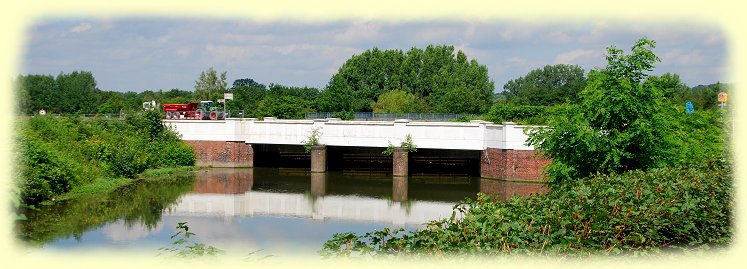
[{"xmin": 166, "ymin": 117, "xmax": 535, "ymax": 151}]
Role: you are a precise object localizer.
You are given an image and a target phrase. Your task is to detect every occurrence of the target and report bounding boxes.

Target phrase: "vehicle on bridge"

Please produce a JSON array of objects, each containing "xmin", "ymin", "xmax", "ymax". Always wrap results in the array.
[{"xmin": 163, "ymin": 101, "xmax": 225, "ymax": 120}]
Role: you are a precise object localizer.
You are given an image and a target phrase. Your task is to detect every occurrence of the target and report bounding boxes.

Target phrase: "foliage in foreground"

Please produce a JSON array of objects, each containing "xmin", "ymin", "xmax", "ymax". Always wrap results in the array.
[
  {"xmin": 320, "ymin": 158, "xmax": 731, "ymax": 257},
  {"xmin": 14, "ymin": 111, "xmax": 196, "ymax": 206},
  {"xmin": 159, "ymin": 222, "xmax": 225, "ymax": 258}
]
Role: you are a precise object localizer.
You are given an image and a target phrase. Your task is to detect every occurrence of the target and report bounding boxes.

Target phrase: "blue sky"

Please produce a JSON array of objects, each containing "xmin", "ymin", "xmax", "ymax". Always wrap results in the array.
[{"xmin": 21, "ymin": 18, "xmax": 728, "ymax": 92}]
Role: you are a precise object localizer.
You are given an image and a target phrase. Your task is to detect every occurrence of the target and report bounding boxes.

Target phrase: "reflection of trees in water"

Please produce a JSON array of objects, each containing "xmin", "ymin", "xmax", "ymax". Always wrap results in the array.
[{"xmin": 17, "ymin": 173, "xmax": 196, "ymax": 246}]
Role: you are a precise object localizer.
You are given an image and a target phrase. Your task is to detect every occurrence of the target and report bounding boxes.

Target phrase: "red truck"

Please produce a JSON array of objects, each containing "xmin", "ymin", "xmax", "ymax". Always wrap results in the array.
[{"xmin": 163, "ymin": 101, "xmax": 225, "ymax": 120}]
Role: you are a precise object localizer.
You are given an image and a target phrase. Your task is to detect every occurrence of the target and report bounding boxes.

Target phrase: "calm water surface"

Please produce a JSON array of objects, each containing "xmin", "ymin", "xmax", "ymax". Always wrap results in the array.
[{"xmin": 18, "ymin": 168, "xmax": 546, "ymax": 256}]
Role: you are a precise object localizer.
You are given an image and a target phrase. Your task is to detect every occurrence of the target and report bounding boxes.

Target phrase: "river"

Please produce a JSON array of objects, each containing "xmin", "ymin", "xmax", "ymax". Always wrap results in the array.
[{"xmin": 16, "ymin": 167, "xmax": 547, "ymax": 257}]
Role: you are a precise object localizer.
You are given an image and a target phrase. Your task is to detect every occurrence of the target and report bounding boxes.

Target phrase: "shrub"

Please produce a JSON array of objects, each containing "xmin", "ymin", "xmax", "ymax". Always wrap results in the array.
[
  {"xmin": 15, "ymin": 113, "xmax": 196, "ymax": 207},
  {"xmin": 320, "ymin": 158, "xmax": 732, "ymax": 257},
  {"xmin": 331, "ymin": 111, "xmax": 355, "ymax": 120},
  {"xmin": 16, "ymin": 136, "xmax": 77, "ymax": 205},
  {"xmin": 156, "ymin": 141, "xmax": 196, "ymax": 167}
]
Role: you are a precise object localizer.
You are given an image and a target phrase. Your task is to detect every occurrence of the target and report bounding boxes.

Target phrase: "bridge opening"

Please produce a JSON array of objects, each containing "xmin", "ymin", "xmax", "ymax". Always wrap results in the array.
[
  {"xmin": 252, "ymin": 144, "xmax": 309, "ymax": 169},
  {"xmin": 409, "ymin": 149, "xmax": 481, "ymax": 177},
  {"xmin": 251, "ymin": 144, "xmax": 481, "ymax": 176},
  {"xmin": 327, "ymin": 146, "xmax": 391, "ymax": 173}
]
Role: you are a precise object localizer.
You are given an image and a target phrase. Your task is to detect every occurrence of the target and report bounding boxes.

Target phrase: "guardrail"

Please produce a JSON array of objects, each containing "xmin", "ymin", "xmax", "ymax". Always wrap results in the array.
[
  {"xmin": 305, "ymin": 112, "xmax": 480, "ymax": 121},
  {"xmin": 17, "ymin": 113, "xmax": 127, "ymax": 119}
]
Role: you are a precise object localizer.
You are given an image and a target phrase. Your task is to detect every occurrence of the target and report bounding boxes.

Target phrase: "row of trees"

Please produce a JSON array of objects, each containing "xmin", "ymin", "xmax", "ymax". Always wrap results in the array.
[{"xmin": 15, "ymin": 45, "xmax": 727, "ymax": 120}]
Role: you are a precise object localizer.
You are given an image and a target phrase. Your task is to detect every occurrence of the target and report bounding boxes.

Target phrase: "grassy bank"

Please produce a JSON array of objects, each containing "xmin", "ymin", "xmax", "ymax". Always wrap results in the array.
[
  {"xmin": 13, "ymin": 111, "xmax": 196, "ymax": 208},
  {"xmin": 52, "ymin": 166, "xmax": 195, "ymax": 203}
]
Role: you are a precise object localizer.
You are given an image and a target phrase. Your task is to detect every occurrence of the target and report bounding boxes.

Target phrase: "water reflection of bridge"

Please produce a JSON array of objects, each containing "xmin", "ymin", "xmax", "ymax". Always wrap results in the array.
[{"xmin": 166, "ymin": 168, "xmax": 547, "ymax": 225}]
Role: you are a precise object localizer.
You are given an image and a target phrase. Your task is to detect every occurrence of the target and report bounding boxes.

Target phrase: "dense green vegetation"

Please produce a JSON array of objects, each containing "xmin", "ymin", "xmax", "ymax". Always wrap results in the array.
[
  {"xmin": 318, "ymin": 45, "xmax": 494, "ymax": 114},
  {"xmin": 14, "ymin": 111, "xmax": 195, "ymax": 207},
  {"xmin": 321, "ymin": 160, "xmax": 730, "ymax": 257},
  {"xmin": 502, "ymin": 64, "xmax": 586, "ymax": 106},
  {"xmin": 319, "ymin": 38, "xmax": 732, "ymax": 257}
]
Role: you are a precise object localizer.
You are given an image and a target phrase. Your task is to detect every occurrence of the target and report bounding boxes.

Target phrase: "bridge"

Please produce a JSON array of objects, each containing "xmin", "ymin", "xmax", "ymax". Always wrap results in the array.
[{"xmin": 166, "ymin": 118, "xmax": 550, "ymax": 181}]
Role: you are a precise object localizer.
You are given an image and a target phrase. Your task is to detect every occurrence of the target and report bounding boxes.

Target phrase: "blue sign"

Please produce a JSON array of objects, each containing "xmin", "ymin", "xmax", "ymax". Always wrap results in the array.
[{"xmin": 685, "ymin": 101, "xmax": 695, "ymax": 114}]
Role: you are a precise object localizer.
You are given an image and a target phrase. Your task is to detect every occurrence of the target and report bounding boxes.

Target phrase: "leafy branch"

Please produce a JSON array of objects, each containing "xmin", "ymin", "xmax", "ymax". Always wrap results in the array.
[
  {"xmin": 158, "ymin": 222, "xmax": 225, "ymax": 259},
  {"xmin": 302, "ymin": 127, "xmax": 322, "ymax": 153},
  {"xmin": 382, "ymin": 134, "xmax": 417, "ymax": 156}
]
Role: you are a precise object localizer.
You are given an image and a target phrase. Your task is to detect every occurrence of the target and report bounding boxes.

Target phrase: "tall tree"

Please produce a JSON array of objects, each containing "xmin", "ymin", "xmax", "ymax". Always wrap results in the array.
[
  {"xmin": 232, "ymin": 78, "xmax": 266, "ymax": 89},
  {"xmin": 503, "ymin": 64, "xmax": 586, "ymax": 106},
  {"xmin": 194, "ymin": 67, "xmax": 227, "ymax": 101},
  {"xmin": 373, "ymin": 90, "xmax": 428, "ymax": 113},
  {"xmin": 528, "ymin": 38, "xmax": 676, "ymax": 184},
  {"xmin": 643, "ymin": 73, "xmax": 689, "ymax": 105},
  {"xmin": 55, "ymin": 71, "xmax": 99, "ymax": 114},
  {"xmin": 15, "ymin": 74, "xmax": 57, "ymax": 114},
  {"xmin": 322, "ymin": 45, "xmax": 494, "ymax": 113}
]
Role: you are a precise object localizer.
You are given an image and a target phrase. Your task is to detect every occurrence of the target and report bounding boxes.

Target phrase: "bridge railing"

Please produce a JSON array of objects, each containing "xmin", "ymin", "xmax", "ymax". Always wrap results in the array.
[
  {"xmin": 225, "ymin": 110, "xmax": 245, "ymax": 119},
  {"xmin": 17, "ymin": 113, "xmax": 127, "ymax": 120},
  {"xmin": 305, "ymin": 112, "xmax": 481, "ymax": 122}
]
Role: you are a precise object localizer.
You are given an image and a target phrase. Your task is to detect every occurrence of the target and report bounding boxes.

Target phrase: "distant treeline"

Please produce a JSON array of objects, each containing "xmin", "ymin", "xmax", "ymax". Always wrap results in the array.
[{"xmin": 14, "ymin": 45, "xmax": 729, "ymax": 123}]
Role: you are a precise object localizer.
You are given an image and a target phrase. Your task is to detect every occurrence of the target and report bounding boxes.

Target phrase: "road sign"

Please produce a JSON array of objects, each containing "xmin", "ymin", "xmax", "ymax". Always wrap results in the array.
[
  {"xmin": 224, "ymin": 93, "xmax": 234, "ymax": 100},
  {"xmin": 685, "ymin": 101, "xmax": 694, "ymax": 114},
  {"xmin": 718, "ymin": 92, "xmax": 728, "ymax": 103}
]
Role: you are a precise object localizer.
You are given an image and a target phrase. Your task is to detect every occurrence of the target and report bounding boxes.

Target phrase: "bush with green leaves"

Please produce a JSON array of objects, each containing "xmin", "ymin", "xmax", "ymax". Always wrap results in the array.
[
  {"xmin": 16, "ymin": 136, "xmax": 77, "ymax": 205},
  {"xmin": 159, "ymin": 222, "xmax": 225, "ymax": 258},
  {"xmin": 15, "ymin": 112, "xmax": 195, "ymax": 207},
  {"xmin": 527, "ymin": 38, "xmax": 693, "ymax": 184},
  {"xmin": 320, "ymin": 157, "xmax": 732, "ymax": 257}
]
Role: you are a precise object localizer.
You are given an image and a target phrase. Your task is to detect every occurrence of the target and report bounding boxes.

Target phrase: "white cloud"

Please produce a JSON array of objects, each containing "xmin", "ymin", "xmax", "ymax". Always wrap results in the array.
[
  {"xmin": 500, "ymin": 24, "xmax": 534, "ymax": 41},
  {"xmin": 553, "ymin": 49, "xmax": 598, "ymax": 65},
  {"xmin": 545, "ymin": 31, "xmax": 571, "ymax": 44},
  {"xmin": 662, "ymin": 49, "xmax": 704, "ymax": 66},
  {"xmin": 69, "ymin": 22, "xmax": 92, "ymax": 33},
  {"xmin": 579, "ymin": 21, "xmax": 610, "ymax": 44},
  {"xmin": 204, "ymin": 44, "xmax": 255, "ymax": 62},
  {"xmin": 506, "ymin": 56, "xmax": 529, "ymax": 67},
  {"xmin": 333, "ymin": 21, "xmax": 383, "ymax": 44},
  {"xmin": 176, "ymin": 47, "xmax": 191, "ymax": 57}
]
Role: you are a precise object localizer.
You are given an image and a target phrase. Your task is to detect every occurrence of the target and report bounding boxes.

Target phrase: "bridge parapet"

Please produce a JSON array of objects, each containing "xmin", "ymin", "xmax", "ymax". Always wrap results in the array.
[{"xmin": 166, "ymin": 118, "xmax": 537, "ymax": 151}]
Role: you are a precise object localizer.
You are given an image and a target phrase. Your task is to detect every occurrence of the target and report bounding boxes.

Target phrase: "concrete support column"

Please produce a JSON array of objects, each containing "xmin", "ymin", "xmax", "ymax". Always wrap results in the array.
[
  {"xmin": 392, "ymin": 176, "xmax": 408, "ymax": 202},
  {"xmin": 310, "ymin": 172, "xmax": 327, "ymax": 197},
  {"xmin": 310, "ymin": 145, "xmax": 327, "ymax": 173},
  {"xmin": 392, "ymin": 147, "xmax": 408, "ymax": 176}
]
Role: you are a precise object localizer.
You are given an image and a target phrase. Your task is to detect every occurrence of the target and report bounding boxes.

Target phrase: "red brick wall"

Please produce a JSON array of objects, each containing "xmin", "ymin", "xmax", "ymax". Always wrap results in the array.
[
  {"xmin": 185, "ymin": 141, "xmax": 253, "ymax": 168},
  {"xmin": 480, "ymin": 148, "xmax": 550, "ymax": 182}
]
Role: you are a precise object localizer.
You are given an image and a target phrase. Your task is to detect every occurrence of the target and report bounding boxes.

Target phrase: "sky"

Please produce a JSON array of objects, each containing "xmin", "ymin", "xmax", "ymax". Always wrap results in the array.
[{"xmin": 21, "ymin": 18, "xmax": 728, "ymax": 93}]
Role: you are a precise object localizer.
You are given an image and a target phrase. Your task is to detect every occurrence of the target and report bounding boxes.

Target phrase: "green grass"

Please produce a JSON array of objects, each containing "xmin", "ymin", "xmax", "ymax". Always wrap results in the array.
[
  {"xmin": 53, "ymin": 167, "xmax": 195, "ymax": 202},
  {"xmin": 54, "ymin": 177, "xmax": 135, "ymax": 201}
]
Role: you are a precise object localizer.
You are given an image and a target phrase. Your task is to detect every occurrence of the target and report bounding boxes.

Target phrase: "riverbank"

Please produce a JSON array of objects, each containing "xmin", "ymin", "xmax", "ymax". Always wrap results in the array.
[
  {"xmin": 14, "ymin": 111, "xmax": 196, "ymax": 208},
  {"xmin": 50, "ymin": 166, "xmax": 195, "ymax": 204}
]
